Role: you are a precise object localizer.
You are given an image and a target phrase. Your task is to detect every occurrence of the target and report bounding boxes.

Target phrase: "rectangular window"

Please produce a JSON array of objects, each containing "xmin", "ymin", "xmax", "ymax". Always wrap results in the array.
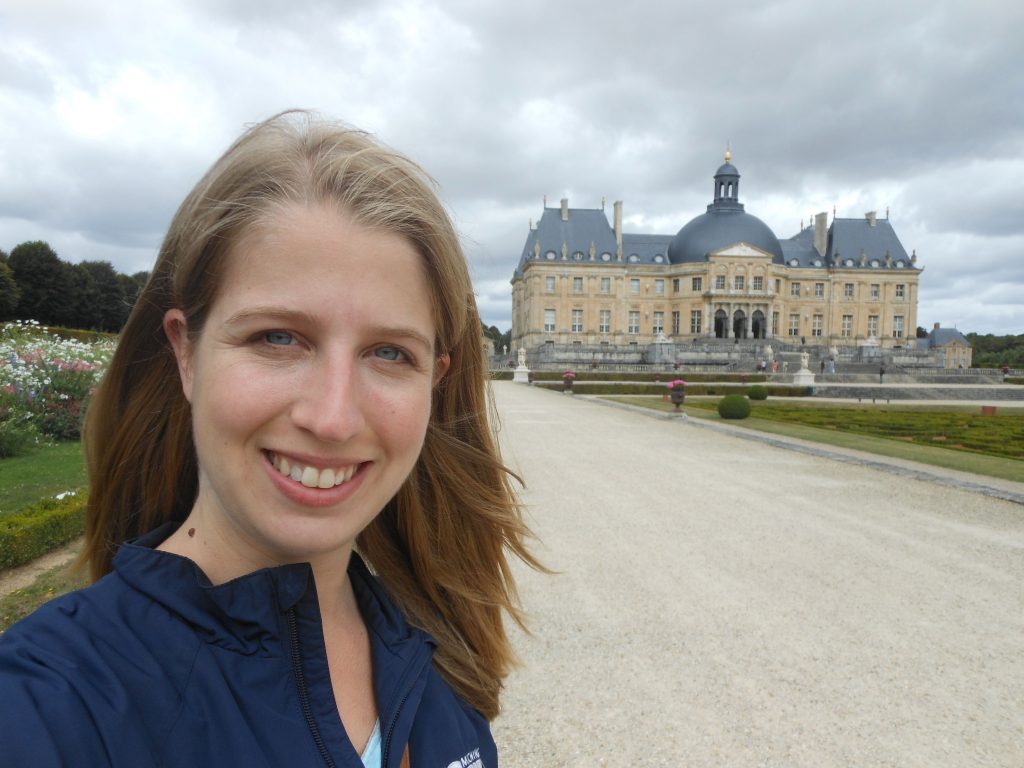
[
  {"xmin": 573, "ymin": 276, "xmax": 583, "ymax": 293},
  {"xmin": 844, "ymin": 282, "xmax": 854, "ymax": 298},
  {"xmin": 811, "ymin": 314, "xmax": 823, "ymax": 337},
  {"xmin": 690, "ymin": 310, "xmax": 702, "ymax": 334},
  {"xmin": 870, "ymin": 283, "xmax": 880, "ymax": 300},
  {"xmin": 630, "ymin": 278, "xmax": 640, "ymax": 295},
  {"xmin": 599, "ymin": 309, "xmax": 611, "ymax": 334},
  {"xmin": 752, "ymin": 276, "xmax": 763, "ymax": 291},
  {"xmin": 867, "ymin": 314, "xmax": 879, "ymax": 337},
  {"xmin": 788, "ymin": 313, "xmax": 800, "ymax": 336},
  {"xmin": 652, "ymin": 311, "xmax": 664, "ymax": 334},
  {"xmin": 814, "ymin": 282, "xmax": 825, "ymax": 298},
  {"xmin": 692, "ymin": 277, "xmax": 703, "ymax": 292},
  {"xmin": 672, "ymin": 278, "xmax": 681, "ymax": 293},
  {"xmin": 671, "ymin": 311, "xmax": 681, "ymax": 335},
  {"xmin": 714, "ymin": 275, "xmax": 726, "ymax": 290},
  {"xmin": 892, "ymin": 314, "xmax": 904, "ymax": 338},
  {"xmin": 600, "ymin": 276, "xmax": 611, "ymax": 294},
  {"xmin": 654, "ymin": 279, "xmax": 665, "ymax": 295},
  {"xmin": 775, "ymin": 279, "xmax": 782, "ymax": 294},
  {"xmin": 628, "ymin": 311, "xmax": 640, "ymax": 335},
  {"xmin": 896, "ymin": 283, "xmax": 905, "ymax": 298},
  {"xmin": 734, "ymin": 275, "xmax": 745, "ymax": 290},
  {"xmin": 771, "ymin": 311, "xmax": 780, "ymax": 336},
  {"xmin": 841, "ymin": 314, "xmax": 853, "ymax": 337},
  {"xmin": 545, "ymin": 276, "xmax": 556, "ymax": 292},
  {"xmin": 571, "ymin": 309, "xmax": 583, "ymax": 333},
  {"xmin": 544, "ymin": 309, "xmax": 556, "ymax": 333},
  {"xmin": 790, "ymin": 282, "xmax": 801, "ymax": 297}
]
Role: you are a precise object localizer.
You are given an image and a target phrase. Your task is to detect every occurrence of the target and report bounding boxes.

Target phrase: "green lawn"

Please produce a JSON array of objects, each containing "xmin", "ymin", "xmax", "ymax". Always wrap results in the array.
[
  {"xmin": 0, "ymin": 441, "xmax": 87, "ymax": 516},
  {"xmin": 0, "ymin": 559, "xmax": 88, "ymax": 632},
  {"xmin": 608, "ymin": 397, "xmax": 1024, "ymax": 483}
]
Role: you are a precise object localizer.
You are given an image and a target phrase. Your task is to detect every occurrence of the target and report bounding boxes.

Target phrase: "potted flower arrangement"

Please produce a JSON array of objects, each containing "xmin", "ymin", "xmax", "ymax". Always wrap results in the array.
[
  {"xmin": 667, "ymin": 379, "xmax": 687, "ymax": 410},
  {"xmin": 562, "ymin": 369, "xmax": 576, "ymax": 392}
]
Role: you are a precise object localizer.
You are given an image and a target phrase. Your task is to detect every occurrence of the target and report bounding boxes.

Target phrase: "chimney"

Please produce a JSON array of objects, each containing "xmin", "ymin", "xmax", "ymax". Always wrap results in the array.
[
  {"xmin": 561, "ymin": 198, "xmax": 569, "ymax": 221},
  {"xmin": 813, "ymin": 211, "xmax": 828, "ymax": 257},
  {"xmin": 613, "ymin": 200, "xmax": 623, "ymax": 249},
  {"xmin": 933, "ymin": 322, "xmax": 941, "ymax": 330},
  {"xmin": 865, "ymin": 211, "xmax": 877, "ymax": 227}
]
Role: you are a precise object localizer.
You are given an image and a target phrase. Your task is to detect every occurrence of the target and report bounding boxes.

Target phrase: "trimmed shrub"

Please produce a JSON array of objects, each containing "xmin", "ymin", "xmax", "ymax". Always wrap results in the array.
[
  {"xmin": 0, "ymin": 491, "xmax": 86, "ymax": 570},
  {"xmin": 717, "ymin": 394, "xmax": 751, "ymax": 419},
  {"xmin": 748, "ymin": 385, "xmax": 769, "ymax": 400}
]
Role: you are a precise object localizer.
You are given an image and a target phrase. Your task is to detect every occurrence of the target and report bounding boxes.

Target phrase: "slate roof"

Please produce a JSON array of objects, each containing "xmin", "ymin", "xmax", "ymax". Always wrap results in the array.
[
  {"xmin": 927, "ymin": 327, "xmax": 970, "ymax": 348},
  {"xmin": 514, "ymin": 207, "xmax": 673, "ymax": 275}
]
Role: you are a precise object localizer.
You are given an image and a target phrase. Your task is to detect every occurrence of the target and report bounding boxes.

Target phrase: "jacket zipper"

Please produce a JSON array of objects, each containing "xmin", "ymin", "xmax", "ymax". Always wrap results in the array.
[
  {"xmin": 288, "ymin": 608, "xmax": 337, "ymax": 768},
  {"xmin": 380, "ymin": 647, "xmax": 430, "ymax": 768}
]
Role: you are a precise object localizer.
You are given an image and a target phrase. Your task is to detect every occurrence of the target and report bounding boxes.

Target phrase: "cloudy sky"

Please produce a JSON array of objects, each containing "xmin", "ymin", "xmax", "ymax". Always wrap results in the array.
[{"xmin": 2, "ymin": 0, "xmax": 1022, "ymax": 334}]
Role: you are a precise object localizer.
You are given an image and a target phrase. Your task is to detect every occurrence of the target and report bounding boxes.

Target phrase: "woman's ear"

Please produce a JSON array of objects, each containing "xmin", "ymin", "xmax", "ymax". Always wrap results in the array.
[
  {"xmin": 434, "ymin": 352, "xmax": 451, "ymax": 386},
  {"xmin": 163, "ymin": 309, "xmax": 195, "ymax": 403}
]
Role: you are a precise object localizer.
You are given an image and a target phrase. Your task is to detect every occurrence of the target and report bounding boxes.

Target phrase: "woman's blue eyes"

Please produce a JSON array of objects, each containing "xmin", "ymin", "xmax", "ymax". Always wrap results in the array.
[
  {"xmin": 259, "ymin": 333, "xmax": 410, "ymax": 364},
  {"xmin": 373, "ymin": 346, "xmax": 407, "ymax": 362},
  {"xmin": 264, "ymin": 331, "xmax": 294, "ymax": 346}
]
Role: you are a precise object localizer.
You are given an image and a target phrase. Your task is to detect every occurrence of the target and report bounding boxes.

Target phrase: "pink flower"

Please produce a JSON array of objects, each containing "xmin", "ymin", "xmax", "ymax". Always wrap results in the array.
[{"xmin": 667, "ymin": 379, "xmax": 687, "ymax": 389}]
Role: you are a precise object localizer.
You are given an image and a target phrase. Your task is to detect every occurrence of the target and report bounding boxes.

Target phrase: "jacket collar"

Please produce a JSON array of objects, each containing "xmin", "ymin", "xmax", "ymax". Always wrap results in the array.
[{"xmin": 112, "ymin": 523, "xmax": 433, "ymax": 661}]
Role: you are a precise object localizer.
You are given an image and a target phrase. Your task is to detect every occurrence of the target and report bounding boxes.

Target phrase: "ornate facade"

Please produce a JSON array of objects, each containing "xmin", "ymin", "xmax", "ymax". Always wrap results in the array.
[{"xmin": 511, "ymin": 154, "xmax": 921, "ymax": 355}]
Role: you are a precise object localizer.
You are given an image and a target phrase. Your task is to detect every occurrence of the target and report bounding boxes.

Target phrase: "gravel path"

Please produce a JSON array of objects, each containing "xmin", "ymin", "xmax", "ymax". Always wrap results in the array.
[
  {"xmin": 0, "ymin": 537, "xmax": 82, "ymax": 597},
  {"xmin": 490, "ymin": 382, "xmax": 1024, "ymax": 767}
]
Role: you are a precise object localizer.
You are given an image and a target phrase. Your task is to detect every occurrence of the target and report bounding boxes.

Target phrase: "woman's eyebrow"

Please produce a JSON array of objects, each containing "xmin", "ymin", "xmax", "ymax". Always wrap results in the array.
[{"xmin": 222, "ymin": 306, "xmax": 318, "ymax": 327}]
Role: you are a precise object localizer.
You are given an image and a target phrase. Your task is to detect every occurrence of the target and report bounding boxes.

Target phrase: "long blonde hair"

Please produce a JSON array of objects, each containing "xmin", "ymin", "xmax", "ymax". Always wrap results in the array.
[{"xmin": 83, "ymin": 111, "xmax": 540, "ymax": 719}]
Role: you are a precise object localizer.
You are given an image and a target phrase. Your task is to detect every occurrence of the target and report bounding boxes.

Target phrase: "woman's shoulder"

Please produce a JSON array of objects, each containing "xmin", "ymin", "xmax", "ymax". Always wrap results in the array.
[{"xmin": 0, "ymin": 574, "xmax": 198, "ymax": 767}]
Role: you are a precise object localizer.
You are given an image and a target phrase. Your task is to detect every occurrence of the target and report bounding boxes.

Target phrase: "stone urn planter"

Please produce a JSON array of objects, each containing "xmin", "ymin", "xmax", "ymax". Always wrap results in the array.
[{"xmin": 667, "ymin": 379, "xmax": 687, "ymax": 411}]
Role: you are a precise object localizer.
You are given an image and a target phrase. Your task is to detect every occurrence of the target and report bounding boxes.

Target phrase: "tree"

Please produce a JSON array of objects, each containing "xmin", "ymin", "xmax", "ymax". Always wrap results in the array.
[
  {"xmin": 79, "ymin": 260, "xmax": 126, "ymax": 331},
  {"xmin": 916, "ymin": 326, "xmax": 928, "ymax": 339},
  {"xmin": 0, "ymin": 262, "xmax": 19, "ymax": 320},
  {"xmin": 8, "ymin": 241, "xmax": 66, "ymax": 324}
]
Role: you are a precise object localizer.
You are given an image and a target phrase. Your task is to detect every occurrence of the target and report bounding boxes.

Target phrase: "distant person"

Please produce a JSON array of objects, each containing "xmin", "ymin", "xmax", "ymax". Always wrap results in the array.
[
  {"xmin": 820, "ymin": 360, "xmax": 825, "ymax": 374},
  {"xmin": 0, "ymin": 111, "xmax": 540, "ymax": 767},
  {"xmin": 880, "ymin": 364, "xmax": 886, "ymax": 383}
]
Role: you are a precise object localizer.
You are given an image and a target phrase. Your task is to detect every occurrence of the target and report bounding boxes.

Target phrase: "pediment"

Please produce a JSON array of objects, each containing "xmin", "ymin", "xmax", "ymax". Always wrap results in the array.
[{"xmin": 708, "ymin": 242, "xmax": 773, "ymax": 259}]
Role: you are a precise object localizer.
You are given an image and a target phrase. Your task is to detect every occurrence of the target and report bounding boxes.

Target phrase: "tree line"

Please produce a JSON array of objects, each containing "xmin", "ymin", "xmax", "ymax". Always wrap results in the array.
[
  {"xmin": 0, "ymin": 241, "xmax": 149, "ymax": 332},
  {"xmin": 967, "ymin": 333, "xmax": 1024, "ymax": 368}
]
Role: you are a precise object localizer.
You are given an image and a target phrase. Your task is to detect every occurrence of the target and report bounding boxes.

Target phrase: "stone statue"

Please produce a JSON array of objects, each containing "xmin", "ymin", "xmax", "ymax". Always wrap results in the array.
[
  {"xmin": 502, "ymin": 344, "xmax": 508, "ymax": 356},
  {"xmin": 800, "ymin": 351, "xmax": 810, "ymax": 371},
  {"xmin": 517, "ymin": 347, "xmax": 527, "ymax": 367}
]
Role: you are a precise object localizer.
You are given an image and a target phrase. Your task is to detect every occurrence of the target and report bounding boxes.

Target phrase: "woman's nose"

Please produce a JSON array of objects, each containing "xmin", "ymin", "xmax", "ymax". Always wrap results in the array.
[{"xmin": 289, "ymin": 357, "xmax": 366, "ymax": 442}]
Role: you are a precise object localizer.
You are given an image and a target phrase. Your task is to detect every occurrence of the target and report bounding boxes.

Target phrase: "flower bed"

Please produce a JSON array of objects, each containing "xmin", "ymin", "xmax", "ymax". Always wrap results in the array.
[{"xmin": 1, "ymin": 321, "xmax": 115, "ymax": 454}]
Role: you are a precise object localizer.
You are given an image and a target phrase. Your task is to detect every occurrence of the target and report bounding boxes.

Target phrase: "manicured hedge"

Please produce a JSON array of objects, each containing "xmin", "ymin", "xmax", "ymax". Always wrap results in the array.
[
  {"xmin": 0, "ymin": 491, "xmax": 86, "ymax": 570},
  {"xmin": 748, "ymin": 385, "xmax": 769, "ymax": 400},
  {"xmin": 718, "ymin": 394, "xmax": 752, "ymax": 419},
  {"xmin": 526, "ymin": 371, "xmax": 767, "ymax": 383},
  {"xmin": 535, "ymin": 381, "xmax": 808, "ymax": 397}
]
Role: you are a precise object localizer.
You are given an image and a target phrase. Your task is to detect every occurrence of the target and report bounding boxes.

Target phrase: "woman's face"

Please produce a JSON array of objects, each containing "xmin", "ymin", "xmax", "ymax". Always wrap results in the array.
[{"xmin": 165, "ymin": 204, "xmax": 447, "ymax": 570}]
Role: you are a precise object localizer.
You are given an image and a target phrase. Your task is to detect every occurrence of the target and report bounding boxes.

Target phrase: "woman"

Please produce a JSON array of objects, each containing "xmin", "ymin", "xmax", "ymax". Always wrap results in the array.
[{"xmin": 0, "ymin": 112, "xmax": 539, "ymax": 767}]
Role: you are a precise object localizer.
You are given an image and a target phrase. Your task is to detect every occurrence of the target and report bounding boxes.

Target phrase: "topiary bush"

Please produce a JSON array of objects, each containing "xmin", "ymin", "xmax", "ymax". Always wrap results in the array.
[
  {"xmin": 717, "ymin": 394, "xmax": 751, "ymax": 419},
  {"xmin": 748, "ymin": 385, "xmax": 768, "ymax": 400},
  {"xmin": 0, "ymin": 491, "xmax": 87, "ymax": 569}
]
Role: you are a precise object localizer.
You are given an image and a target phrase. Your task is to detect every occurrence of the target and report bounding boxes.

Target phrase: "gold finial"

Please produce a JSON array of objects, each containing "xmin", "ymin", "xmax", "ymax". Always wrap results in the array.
[{"xmin": 725, "ymin": 141, "xmax": 731, "ymax": 163}]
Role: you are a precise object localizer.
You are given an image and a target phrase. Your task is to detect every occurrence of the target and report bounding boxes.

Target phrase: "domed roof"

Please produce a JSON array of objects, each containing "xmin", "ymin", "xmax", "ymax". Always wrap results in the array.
[
  {"xmin": 668, "ymin": 209, "xmax": 784, "ymax": 264},
  {"xmin": 715, "ymin": 161, "xmax": 739, "ymax": 177},
  {"xmin": 668, "ymin": 154, "xmax": 784, "ymax": 264}
]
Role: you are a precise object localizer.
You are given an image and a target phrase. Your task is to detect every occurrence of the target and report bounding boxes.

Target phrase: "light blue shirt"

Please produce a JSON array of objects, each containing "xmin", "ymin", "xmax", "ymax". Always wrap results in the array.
[{"xmin": 361, "ymin": 719, "xmax": 382, "ymax": 768}]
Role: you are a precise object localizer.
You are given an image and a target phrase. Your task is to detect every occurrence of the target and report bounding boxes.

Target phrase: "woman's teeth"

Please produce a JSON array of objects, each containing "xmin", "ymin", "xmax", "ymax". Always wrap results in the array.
[{"xmin": 269, "ymin": 452, "xmax": 358, "ymax": 489}]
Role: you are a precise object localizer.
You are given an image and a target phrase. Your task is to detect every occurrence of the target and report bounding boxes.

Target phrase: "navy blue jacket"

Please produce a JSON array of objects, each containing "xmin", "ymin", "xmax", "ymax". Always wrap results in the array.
[{"xmin": 0, "ymin": 525, "xmax": 495, "ymax": 767}]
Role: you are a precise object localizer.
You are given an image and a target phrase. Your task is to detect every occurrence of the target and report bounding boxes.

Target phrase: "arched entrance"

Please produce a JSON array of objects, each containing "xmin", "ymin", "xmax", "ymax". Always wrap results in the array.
[
  {"xmin": 751, "ymin": 310, "xmax": 766, "ymax": 339},
  {"xmin": 714, "ymin": 309, "xmax": 728, "ymax": 338},
  {"xmin": 733, "ymin": 309, "xmax": 747, "ymax": 339}
]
